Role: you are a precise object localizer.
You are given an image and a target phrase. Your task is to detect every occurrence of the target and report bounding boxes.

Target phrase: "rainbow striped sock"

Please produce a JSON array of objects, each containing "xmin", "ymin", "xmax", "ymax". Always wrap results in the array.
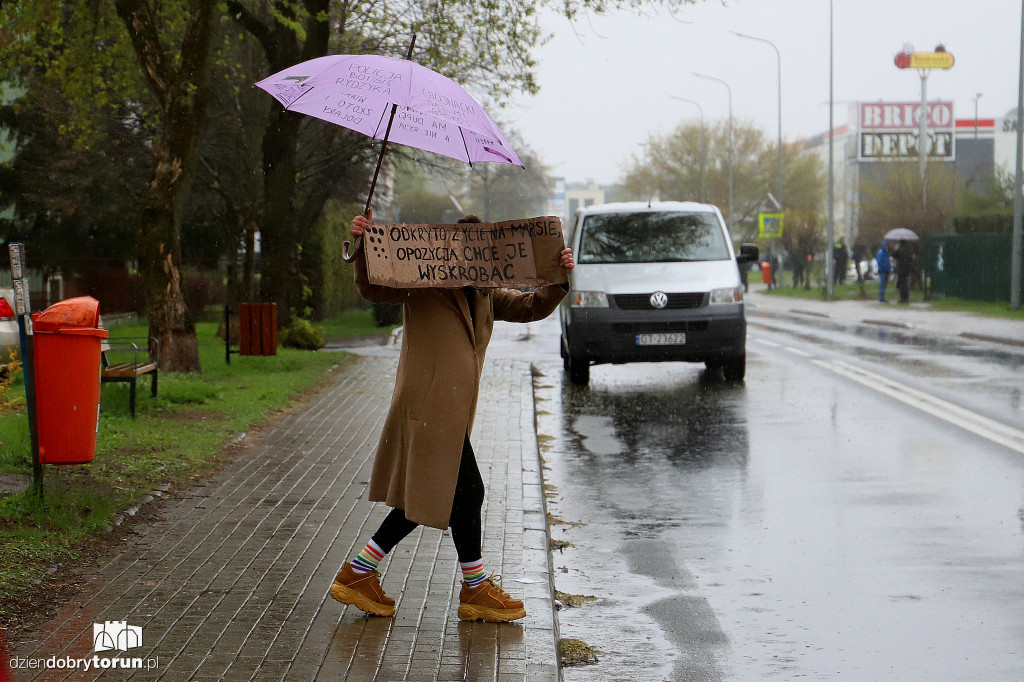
[
  {"xmin": 460, "ymin": 559, "xmax": 487, "ymax": 588},
  {"xmin": 350, "ymin": 539, "xmax": 385, "ymax": 574}
]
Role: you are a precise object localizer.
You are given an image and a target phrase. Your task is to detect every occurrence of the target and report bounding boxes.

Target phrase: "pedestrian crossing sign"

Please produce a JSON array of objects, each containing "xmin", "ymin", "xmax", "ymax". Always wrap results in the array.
[{"xmin": 759, "ymin": 213, "xmax": 784, "ymax": 238}]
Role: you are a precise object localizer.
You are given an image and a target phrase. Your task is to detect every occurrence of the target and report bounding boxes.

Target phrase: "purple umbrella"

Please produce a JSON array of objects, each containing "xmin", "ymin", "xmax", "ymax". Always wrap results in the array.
[{"xmin": 255, "ymin": 38, "xmax": 522, "ymax": 260}]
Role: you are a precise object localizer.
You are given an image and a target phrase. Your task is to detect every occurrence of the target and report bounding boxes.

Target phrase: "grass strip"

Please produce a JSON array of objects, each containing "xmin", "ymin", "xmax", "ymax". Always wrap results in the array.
[
  {"xmin": 0, "ymin": 318, "xmax": 343, "ymax": 626},
  {"xmin": 319, "ymin": 307, "xmax": 399, "ymax": 341}
]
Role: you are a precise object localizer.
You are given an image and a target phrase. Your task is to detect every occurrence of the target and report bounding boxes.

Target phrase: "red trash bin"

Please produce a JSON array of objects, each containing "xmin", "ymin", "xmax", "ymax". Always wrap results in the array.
[
  {"xmin": 31, "ymin": 297, "xmax": 109, "ymax": 465},
  {"xmin": 760, "ymin": 261, "xmax": 772, "ymax": 284}
]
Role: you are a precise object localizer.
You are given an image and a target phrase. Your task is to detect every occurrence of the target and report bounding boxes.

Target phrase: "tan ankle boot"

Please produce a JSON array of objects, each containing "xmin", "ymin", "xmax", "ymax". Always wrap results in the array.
[
  {"xmin": 329, "ymin": 562, "xmax": 396, "ymax": 617},
  {"xmin": 458, "ymin": 575, "xmax": 526, "ymax": 623}
]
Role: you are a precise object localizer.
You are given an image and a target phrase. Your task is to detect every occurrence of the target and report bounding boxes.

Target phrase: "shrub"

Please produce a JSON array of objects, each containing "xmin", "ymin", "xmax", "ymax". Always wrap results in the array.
[
  {"xmin": 0, "ymin": 348, "xmax": 25, "ymax": 414},
  {"xmin": 372, "ymin": 302, "xmax": 402, "ymax": 327},
  {"xmin": 280, "ymin": 318, "xmax": 325, "ymax": 350}
]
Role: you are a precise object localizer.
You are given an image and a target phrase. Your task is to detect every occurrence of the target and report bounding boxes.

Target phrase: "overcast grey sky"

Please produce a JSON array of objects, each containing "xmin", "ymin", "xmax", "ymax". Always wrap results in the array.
[{"xmin": 504, "ymin": 0, "xmax": 1020, "ymax": 185}]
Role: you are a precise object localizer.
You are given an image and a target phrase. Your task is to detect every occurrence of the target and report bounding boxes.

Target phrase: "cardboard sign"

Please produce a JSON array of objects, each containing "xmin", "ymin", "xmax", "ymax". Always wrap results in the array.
[{"xmin": 364, "ymin": 216, "xmax": 568, "ymax": 289}]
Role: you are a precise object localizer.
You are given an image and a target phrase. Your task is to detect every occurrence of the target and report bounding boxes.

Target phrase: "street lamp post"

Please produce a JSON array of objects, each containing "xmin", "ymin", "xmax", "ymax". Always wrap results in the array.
[
  {"xmin": 1012, "ymin": 0, "xmax": 1024, "ymax": 309},
  {"xmin": 671, "ymin": 96, "xmax": 706, "ymax": 202},
  {"xmin": 826, "ymin": 0, "xmax": 835, "ymax": 300},
  {"xmin": 733, "ymin": 31, "xmax": 783, "ymax": 208},
  {"xmin": 693, "ymin": 72, "xmax": 733, "ymax": 224}
]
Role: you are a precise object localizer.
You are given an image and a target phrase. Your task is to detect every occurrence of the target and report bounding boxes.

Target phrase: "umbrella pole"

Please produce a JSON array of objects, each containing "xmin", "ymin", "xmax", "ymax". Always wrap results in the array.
[{"xmin": 343, "ymin": 34, "xmax": 417, "ymax": 263}]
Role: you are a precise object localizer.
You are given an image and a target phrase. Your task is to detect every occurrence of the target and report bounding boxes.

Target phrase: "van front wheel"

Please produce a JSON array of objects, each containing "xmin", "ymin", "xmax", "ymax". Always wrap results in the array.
[
  {"xmin": 722, "ymin": 354, "xmax": 746, "ymax": 381},
  {"xmin": 566, "ymin": 353, "xmax": 590, "ymax": 385}
]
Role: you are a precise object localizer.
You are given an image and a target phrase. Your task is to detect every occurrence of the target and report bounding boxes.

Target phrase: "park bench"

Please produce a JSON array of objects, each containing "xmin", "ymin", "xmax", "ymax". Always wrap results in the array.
[{"xmin": 101, "ymin": 337, "xmax": 159, "ymax": 417}]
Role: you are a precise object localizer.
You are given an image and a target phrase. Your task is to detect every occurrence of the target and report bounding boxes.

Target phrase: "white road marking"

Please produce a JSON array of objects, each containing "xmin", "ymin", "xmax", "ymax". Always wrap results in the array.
[
  {"xmin": 783, "ymin": 346, "xmax": 812, "ymax": 357},
  {"xmin": 755, "ymin": 339, "xmax": 781, "ymax": 348},
  {"xmin": 812, "ymin": 359, "xmax": 1024, "ymax": 455}
]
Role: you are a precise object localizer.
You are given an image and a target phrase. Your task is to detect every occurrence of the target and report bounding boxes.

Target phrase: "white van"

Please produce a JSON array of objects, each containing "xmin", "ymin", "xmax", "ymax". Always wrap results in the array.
[{"xmin": 559, "ymin": 201, "xmax": 759, "ymax": 385}]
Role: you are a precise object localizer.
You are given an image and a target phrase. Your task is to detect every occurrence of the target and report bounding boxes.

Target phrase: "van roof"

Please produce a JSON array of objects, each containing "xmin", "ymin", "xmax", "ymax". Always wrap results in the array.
[{"xmin": 576, "ymin": 201, "xmax": 719, "ymax": 216}]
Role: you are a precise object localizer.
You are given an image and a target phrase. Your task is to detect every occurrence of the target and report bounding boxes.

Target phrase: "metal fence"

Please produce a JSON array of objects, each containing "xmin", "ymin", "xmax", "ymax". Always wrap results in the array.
[{"xmin": 924, "ymin": 232, "xmax": 1024, "ymax": 302}]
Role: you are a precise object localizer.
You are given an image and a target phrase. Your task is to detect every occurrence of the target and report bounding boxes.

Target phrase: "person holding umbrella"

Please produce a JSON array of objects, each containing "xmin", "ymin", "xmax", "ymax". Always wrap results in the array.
[
  {"xmin": 881, "ymin": 228, "xmax": 919, "ymax": 304},
  {"xmin": 328, "ymin": 210, "xmax": 574, "ymax": 622},
  {"xmin": 893, "ymin": 240, "xmax": 913, "ymax": 304},
  {"xmin": 255, "ymin": 40, "xmax": 572, "ymax": 623}
]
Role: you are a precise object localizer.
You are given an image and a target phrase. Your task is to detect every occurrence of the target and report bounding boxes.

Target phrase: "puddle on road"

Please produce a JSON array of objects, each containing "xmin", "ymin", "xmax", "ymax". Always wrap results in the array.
[{"xmin": 533, "ymin": 362, "xmax": 749, "ymax": 681}]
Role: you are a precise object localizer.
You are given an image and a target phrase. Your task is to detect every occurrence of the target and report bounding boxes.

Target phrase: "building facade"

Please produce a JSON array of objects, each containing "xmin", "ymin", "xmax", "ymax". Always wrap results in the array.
[{"xmin": 803, "ymin": 101, "xmax": 1005, "ymax": 246}]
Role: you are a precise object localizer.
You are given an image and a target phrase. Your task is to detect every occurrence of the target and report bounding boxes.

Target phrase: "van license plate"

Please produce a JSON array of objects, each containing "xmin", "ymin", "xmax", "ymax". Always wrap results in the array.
[{"xmin": 636, "ymin": 333, "xmax": 686, "ymax": 346}]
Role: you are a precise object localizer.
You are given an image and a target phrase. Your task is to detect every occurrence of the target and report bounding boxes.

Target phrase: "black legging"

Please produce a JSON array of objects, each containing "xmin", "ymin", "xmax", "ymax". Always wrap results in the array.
[{"xmin": 370, "ymin": 435, "xmax": 485, "ymax": 563}]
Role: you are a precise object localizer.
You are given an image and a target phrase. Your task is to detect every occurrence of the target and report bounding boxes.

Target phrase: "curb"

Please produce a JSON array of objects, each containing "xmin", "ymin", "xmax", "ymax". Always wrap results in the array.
[
  {"xmin": 788, "ymin": 309, "xmax": 830, "ymax": 319},
  {"xmin": 522, "ymin": 363, "xmax": 563, "ymax": 679},
  {"xmin": 860, "ymin": 318, "xmax": 914, "ymax": 330},
  {"xmin": 958, "ymin": 331, "xmax": 1024, "ymax": 348}
]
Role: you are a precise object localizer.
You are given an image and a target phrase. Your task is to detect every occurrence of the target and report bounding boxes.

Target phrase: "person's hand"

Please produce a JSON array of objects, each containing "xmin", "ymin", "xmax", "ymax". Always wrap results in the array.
[
  {"xmin": 559, "ymin": 247, "xmax": 575, "ymax": 271},
  {"xmin": 350, "ymin": 208, "xmax": 372, "ymax": 237}
]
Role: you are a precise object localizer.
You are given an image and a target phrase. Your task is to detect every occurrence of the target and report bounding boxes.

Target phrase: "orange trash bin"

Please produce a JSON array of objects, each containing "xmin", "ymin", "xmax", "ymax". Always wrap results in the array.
[
  {"xmin": 760, "ymin": 261, "xmax": 772, "ymax": 284},
  {"xmin": 31, "ymin": 297, "xmax": 109, "ymax": 465}
]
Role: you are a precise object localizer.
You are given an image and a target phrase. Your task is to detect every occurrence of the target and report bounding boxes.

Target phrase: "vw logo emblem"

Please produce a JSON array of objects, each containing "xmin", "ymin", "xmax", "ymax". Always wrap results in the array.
[{"xmin": 649, "ymin": 291, "xmax": 668, "ymax": 309}]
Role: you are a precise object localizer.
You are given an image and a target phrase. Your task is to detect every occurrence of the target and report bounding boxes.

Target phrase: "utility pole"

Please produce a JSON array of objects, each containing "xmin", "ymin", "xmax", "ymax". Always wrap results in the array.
[
  {"xmin": 918, "ymin": 69, "xmax": 929, "ymax": 205},
  {"xmin": 826, "ymin": 0, "xmax": 835, "ymax": 300},
  {"xmin": 1012, "ymin": 0, "xmax": 1024, "ymax": 309}
]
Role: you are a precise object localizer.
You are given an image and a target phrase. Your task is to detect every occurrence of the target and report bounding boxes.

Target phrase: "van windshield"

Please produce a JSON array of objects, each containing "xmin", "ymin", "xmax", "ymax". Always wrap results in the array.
[{"xmin": 577, "ymin": 211, "xmax": 731, "ymax": 264}]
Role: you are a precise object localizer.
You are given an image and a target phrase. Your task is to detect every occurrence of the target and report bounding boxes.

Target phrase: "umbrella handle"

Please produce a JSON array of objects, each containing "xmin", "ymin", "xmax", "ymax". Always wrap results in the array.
[{"xmin": 342, "ymin": 235, "xmax": 363, "ymax": 263}]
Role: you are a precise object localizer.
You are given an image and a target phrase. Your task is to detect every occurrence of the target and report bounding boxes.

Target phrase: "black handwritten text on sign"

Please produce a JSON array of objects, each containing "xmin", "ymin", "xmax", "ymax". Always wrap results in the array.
[{"xmin": 364, "ymin": 217, "xmax": 566, "ymax": 289}]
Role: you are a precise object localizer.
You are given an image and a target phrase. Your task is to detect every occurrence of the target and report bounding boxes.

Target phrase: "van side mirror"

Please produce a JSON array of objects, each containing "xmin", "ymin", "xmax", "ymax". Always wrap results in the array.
[{"xmin": 736, "ymin": 243, "xmax": 759, "ymax": 264}]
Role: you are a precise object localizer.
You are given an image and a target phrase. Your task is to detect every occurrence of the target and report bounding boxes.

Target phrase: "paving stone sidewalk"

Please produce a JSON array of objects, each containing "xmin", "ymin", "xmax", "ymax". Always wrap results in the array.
[
  {"xmin": 11, "ymin": 356, "xmax": 559, "ymax": 681},
  {"xmin": 746, "ymin": 284, "xmax": 1024, "ymax": 347}
]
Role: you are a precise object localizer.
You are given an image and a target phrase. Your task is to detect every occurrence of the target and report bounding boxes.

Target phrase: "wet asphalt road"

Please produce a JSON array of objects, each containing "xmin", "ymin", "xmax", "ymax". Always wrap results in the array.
[{"xmin": 488, "ymin": 313, "xmax": 1024, "ymax": 681}]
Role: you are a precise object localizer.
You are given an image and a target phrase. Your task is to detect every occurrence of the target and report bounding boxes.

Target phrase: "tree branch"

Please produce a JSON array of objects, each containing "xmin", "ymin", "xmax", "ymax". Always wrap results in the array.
[
  {"xmin": 226, "ymin": 1, "xmax": 276, "ymax": 60},
  {"xmin": 112, "ymin": 0, "xmax": 172, "ymax": 109}
]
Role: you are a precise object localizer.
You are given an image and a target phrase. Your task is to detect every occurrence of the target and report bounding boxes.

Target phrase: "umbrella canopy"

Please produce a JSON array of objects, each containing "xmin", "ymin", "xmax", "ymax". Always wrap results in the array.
[
  {"xmin": 255, "ymin": 54, "xmax": 522, "ymax": 167},
  {"xmin": 883, "ymin": 228, "xmax": 920, "ymax": 241}
]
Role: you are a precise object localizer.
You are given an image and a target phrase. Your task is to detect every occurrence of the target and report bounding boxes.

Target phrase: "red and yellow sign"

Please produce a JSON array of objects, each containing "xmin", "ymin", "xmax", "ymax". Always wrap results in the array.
[{"xmin": 894, "ymin": 51, "xmax": 955, "ymax": 70}]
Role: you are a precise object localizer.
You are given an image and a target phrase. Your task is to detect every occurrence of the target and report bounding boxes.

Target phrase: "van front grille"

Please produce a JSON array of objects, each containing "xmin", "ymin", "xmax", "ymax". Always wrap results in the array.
[{"xmin": 613, "ymin": 293, "xmax": 706, "ymax": 309}]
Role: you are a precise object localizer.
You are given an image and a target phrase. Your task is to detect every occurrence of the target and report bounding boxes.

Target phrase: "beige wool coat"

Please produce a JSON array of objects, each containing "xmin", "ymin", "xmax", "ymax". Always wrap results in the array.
[{"xmin": 355, "ymin": 250, "xmax": 566, "ymax": 529}]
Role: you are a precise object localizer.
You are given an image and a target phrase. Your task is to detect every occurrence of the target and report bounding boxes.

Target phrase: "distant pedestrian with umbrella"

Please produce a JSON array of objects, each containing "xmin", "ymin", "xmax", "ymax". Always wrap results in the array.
[
  {"xmin": 256, "ymin": 40, "xmax": 574, "ymax": 623},
  {"xmin": 883, "ymin": 228, "xmax": 919, "ymax": 304}
]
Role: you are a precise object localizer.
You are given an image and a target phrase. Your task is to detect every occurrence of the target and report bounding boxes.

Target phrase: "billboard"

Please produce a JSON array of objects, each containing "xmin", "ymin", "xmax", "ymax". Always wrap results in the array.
[{"xmin": 858, "ymin": 101, "xmax": 955, "ymax": 162}]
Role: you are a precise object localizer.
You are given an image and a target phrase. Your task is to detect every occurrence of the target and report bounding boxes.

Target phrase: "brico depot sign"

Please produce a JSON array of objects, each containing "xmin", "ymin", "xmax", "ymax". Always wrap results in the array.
[{"xmin": 858, "ymin": 101, "xmax": 955, "ymax": 162}]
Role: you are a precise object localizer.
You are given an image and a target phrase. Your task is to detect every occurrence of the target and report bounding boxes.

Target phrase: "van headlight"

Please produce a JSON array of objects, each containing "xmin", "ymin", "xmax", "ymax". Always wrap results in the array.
[
  {"xmin": 709, "ymin": 287, "xmax": 743, "ymax": 305},
  {"xmin": 571, "ymin": 291, "xmax": 609, "ymax": 307}
]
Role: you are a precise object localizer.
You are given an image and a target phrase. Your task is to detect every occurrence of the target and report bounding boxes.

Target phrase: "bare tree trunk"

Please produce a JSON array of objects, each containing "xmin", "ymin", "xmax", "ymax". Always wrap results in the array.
[
  {"xmin": 115, "ymin": 0, "xmax": 216, "ymax": 372},
  {"xmin": 243, "ymin": 226, "xmax": 256, "ymax": 301},
  {"xmin": 139, "ymin": 141, "xmax": 201, "ymax": 371},
  {"xmin": 259, "ymin": 113, "xmax": 302, "ymax": 325},
  {"xmin": 228, "ymin": 0, "xmax": 332, "ymax": 327}
]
